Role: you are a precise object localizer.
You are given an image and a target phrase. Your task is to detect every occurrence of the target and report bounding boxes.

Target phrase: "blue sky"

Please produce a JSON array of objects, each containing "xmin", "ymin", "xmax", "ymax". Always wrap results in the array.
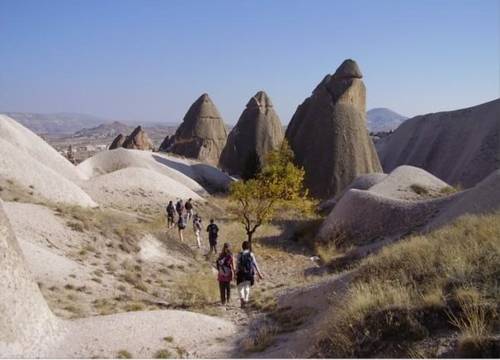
[{"xmin": 0, "ymin": 0, "xmax": 498, "ymax": 124}]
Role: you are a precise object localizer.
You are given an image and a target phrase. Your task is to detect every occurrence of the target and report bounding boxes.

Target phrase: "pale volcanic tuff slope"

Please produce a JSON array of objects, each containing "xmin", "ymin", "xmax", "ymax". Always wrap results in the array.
[{"xmin": 376, "ymin": 98, "xmax": 500, "ymax": 188}]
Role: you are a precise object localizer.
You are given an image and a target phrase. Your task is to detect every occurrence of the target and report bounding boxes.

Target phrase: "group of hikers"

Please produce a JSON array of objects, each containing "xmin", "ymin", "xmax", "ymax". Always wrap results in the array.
[
  {"xmin": 165, "ymin": 199, "xmax": 264, "ymax": 308},
  {"xmin": 165, "ymin": 198, "xmax": 219, "ymax": 251}
]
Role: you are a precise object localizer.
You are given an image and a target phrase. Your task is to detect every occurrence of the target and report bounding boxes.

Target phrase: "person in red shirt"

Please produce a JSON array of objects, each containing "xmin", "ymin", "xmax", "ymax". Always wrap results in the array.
[{"xmin": 216, "ymin": 243, "xmax": 234, "ymax": 306}]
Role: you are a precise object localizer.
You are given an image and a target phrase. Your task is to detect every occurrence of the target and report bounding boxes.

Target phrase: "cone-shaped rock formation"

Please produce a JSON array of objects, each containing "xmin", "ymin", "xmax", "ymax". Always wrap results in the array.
[
  {"xmin": 285, "ymin": 59, "xmax": 382, "ymax": 199},
  {"xmin": 122, "ymin": 126, "xmax": 154, "ymax": 151},
  {"xmin": 219, "ymin": 91, "xmax": 284, "ymax": 176},
  {"xmin": 109, "ymin": 134, "xmax": 125, "ymax": 150},
  {"xmin": 158, "ymin": 135, "xmax": 173, "ymax": 152},
  {"xmin": 169, "ymin": 93, "xmax": 228, "ymax": 165}
]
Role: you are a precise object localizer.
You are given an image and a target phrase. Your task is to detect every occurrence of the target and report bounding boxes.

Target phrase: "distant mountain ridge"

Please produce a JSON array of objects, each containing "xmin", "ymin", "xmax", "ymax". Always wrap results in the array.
[
  {"xmin": 1, "ymin": 111, "xmax": 179, "ymax": 135},
  {"xmin": 1, "ymin": 112, "xmax": 113, "ymax": 135},
  {"xmin": 73, "ymin": 121, "xmax": 131, "ymax": 139},
  {"xmin": 367, "ymin": 108, "xmax": 408, "ymax": 133}
]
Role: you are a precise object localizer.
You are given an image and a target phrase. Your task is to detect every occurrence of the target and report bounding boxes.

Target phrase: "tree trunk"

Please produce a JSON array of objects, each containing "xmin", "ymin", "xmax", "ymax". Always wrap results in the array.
[{"xmin": 247, "ymin": 231, "xmax": 253, "ymax": 251}]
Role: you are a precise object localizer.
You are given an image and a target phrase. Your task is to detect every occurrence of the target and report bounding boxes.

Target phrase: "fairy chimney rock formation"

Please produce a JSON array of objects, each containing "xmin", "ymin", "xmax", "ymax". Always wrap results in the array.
[
  {"xmin": 109, "ymin": 133, "xmax": 125, "ymax": 150},
  {"xmin": 158, "ymin": 135, "xmax": 172, "ymax": 152},
  {"xmin": 169, "ymin": 93, "xmax": 228, "ymax": 165},
  {"xmin": 285, "ymin": 59, "xmax": 382, "ymax": 199},
  {"xmin": 219, "ymin": 91, "xmax": 284, "ymax": 176},
  {"xmin": 122, "ymin": 126, "xmax": 154, "ymax": 151}
]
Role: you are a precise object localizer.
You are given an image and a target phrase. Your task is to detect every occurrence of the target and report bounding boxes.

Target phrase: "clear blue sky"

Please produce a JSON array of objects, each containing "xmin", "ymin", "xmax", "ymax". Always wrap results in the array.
[{"xmin": 0, "ymin": 0, "xmax": 498, "ymax": 124}]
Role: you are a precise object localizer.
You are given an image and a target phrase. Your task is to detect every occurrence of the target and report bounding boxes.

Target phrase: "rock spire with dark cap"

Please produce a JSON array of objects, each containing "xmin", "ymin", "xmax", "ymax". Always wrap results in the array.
[
  {"xmin": 285, "ymin": 59, "xmax": 382, "ymax": 199},
  {"xmin": 109, "ymin": 133, "xmax": 125, "ymax": 150},
  {"xmin": 158, "ymin": 135, "xmax": 173, "ymax": 152},
  {"xmin": 219, "ymin": 91, "xmax": 284, "ymax": 176},
  {"xmin": 169, "ymin": 93, "xmax": 228, "ymax": 165},
  {"xmin": 122, "ymin": 126, "xmax": 154, "ymax": 151}
]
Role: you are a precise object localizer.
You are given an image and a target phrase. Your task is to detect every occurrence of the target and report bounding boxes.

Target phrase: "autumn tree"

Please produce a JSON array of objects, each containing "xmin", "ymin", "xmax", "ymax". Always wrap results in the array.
[{"xmin": 229, "ymin": 140, "xmax": 309, "ymax": 249}]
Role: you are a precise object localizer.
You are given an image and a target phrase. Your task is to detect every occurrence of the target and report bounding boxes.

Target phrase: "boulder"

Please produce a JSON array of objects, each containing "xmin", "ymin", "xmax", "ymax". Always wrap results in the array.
[
  {"xmin": 168, "ymin": 93, "xmax": 228, "ymax": 165},
  {"xmin": 285, "ymin": 59, "xmax": 382, "ymax": 199},
  {"xmin": 219, "ymin": 91, "xmax": 284, "ymax": 176},
  {"xmin": 122, "ymin": 126, "xmax": 154, "ymax": 151}
]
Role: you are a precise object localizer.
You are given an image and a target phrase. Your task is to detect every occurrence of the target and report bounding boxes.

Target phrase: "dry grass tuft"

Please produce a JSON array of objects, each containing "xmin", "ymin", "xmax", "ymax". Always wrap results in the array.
[
  {"xmin": 251, "ymin": 289, "xmax": 278, "ymax": 312},
  {"xmin": 241, "ymin": 324, "xmax": 278, "ymax": 353},
  {"xmin": 268, "ymin": 306, "xmax": 316, "ymax": 333},
  {"xmin": 318, "ymin": 212, "xmax": 500, "ymax": 358},
  {"xmin": 171, "ymin": 270, "xmax": 219, "ymax": 309},
  {"xmin": 153, "ymin": 349, "xmax": 172, "ymax": 359},
  {"xmin": 117, "ymin": 350, "xmax": 133, "ymax": 359},
  {"xmin": 410, "ymin": 183, "xmax": 429, "ymax": 196}
]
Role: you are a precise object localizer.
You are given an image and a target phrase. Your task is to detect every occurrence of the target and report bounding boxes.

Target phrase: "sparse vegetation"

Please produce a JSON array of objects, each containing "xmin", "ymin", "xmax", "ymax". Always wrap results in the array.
[
  {"xmin": 153, "ymin": 349, "xmax": 172, "ymax": 359},
  {"xmin": 124, "ymin": 301, "xmax": 146, "ymax": 312},
  {"xmin": 174, "ymin": 345, "xmax": 188, "ymax": 358},
  {"xmin": 268, "ymin": 306, "xmax": 316, "ymax": 333},
  {"xmin": 67, "ymin": 221, "xmax": 85, "ymax": 232},
  {"xmin": 172, "ymin": 270, "xmax": 219, "ymax": 309},
  {"xmin": 317, "ymin": 213, "xmax": 500, "ymax": 358},
  {"xmin": 117, "ymin": 350, "xmax": 133, "ymax": 358},
  {"xmin": 241, "ymin": 324, "xmax": 278, "ymax": 353},
  {"xmin": 251, "ymin": 289, "xmax": 278, "ymax": 312},
  {"xmin": 410, "ymin": 183, "xmax": 429, "ymax": 195},
  {"xmin": 439, "ymin": 185, "xmax": 461, "ymax": 195}
]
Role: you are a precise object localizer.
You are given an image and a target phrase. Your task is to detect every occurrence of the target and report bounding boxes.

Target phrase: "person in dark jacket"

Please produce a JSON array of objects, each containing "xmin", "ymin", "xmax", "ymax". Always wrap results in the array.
[
  {"xmin": 166, "ymin": 201, "xmax": 175, "ymax": 228},
  {"xmin": 206, "ymin": 219, "xmax": 219, "ymax": 254}
]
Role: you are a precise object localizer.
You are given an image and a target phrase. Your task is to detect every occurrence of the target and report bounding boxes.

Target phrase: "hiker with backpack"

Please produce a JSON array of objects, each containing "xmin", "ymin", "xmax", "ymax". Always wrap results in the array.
[
  {"xmin": 216, "ymin": 243, "xmax": 234, "ymax": 306},
  {"xmin": 236, "ymin": 241, "xmax": 264, "ymax": 309},
  {"xmin": 166, "ymin": 200, "xmax": 176, "ymax": 229},
  {"xmin": 177, "ymin": 212, "xmax": 187, "ymax": 242},
  {"xmin": 185, "ymin": 198, "xmax": 194, "ymax": 221},
  {"xmin": 206, "ymin": 219, "xmax": 219, "ymax": 254},
  {"xmin": 175, "ymin": 199, "xmax": 184, "ymax": 219},
  {"xmin": 193, "ymin": 214, "xmax": 203, "ymax": 248}
]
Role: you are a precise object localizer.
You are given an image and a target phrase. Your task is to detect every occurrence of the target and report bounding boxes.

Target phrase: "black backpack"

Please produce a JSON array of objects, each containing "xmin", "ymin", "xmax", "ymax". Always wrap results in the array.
[
  {"xmin": 238, "ymin": 252, "xmax": 254, "ymax": 282},
  {"xmin": 208, "ymin": 224, "xmax": 218, "ymax": 237}
]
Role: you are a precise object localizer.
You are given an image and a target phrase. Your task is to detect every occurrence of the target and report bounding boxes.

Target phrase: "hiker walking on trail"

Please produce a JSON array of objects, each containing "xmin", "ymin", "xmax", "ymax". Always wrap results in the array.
[
  {"xmin": 236, "ymin": 241, "xmax": 263, "ymax": 309},
  {"xmin": 177, "ymin": 213, "xmax": 187, "ymax": 242},
  {"xmin": 166, "ymin": 201, "xmax": 176, "ymax": 229},
  {"xmin": 193, "ymin": 214, "xmax": 203, "ymax": 248},
  {"xmin": 216, "ymin": 243, "xmax": 234, "ymax": 306},
  {"xmin": 175, "ymin": 199, "xmax": 184, "ymax": 219},
  {"xmin": 206, "ymin": 219, "xmax": 219, "ymax": 254},
  {"xmin": 185, "ymin": 198, "xmax": 194, "ymax": 221}
]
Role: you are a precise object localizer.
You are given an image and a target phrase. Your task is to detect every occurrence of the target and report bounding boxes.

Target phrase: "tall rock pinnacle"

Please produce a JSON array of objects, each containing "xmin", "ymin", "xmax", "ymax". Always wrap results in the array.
[
  {"xmin": 285, "ymin": 59, "xmax": 382, "ymax": 199},
  {"xmin": 168, "ymin": 93, "xmax": 228, "ymax": 165},
  {"xmin": 219, "ymin": 91, "xmax": 284, "ymax": 176}
]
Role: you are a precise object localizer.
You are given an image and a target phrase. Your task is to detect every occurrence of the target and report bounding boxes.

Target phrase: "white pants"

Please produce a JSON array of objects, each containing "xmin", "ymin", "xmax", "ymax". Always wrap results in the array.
[
  {"xmin": 194, "ymin": 229, "xmax": 201, "ymax": 248},
  {"xmin": 238, "ymin": 281, "xmax": 251, "ymax": 302}
]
